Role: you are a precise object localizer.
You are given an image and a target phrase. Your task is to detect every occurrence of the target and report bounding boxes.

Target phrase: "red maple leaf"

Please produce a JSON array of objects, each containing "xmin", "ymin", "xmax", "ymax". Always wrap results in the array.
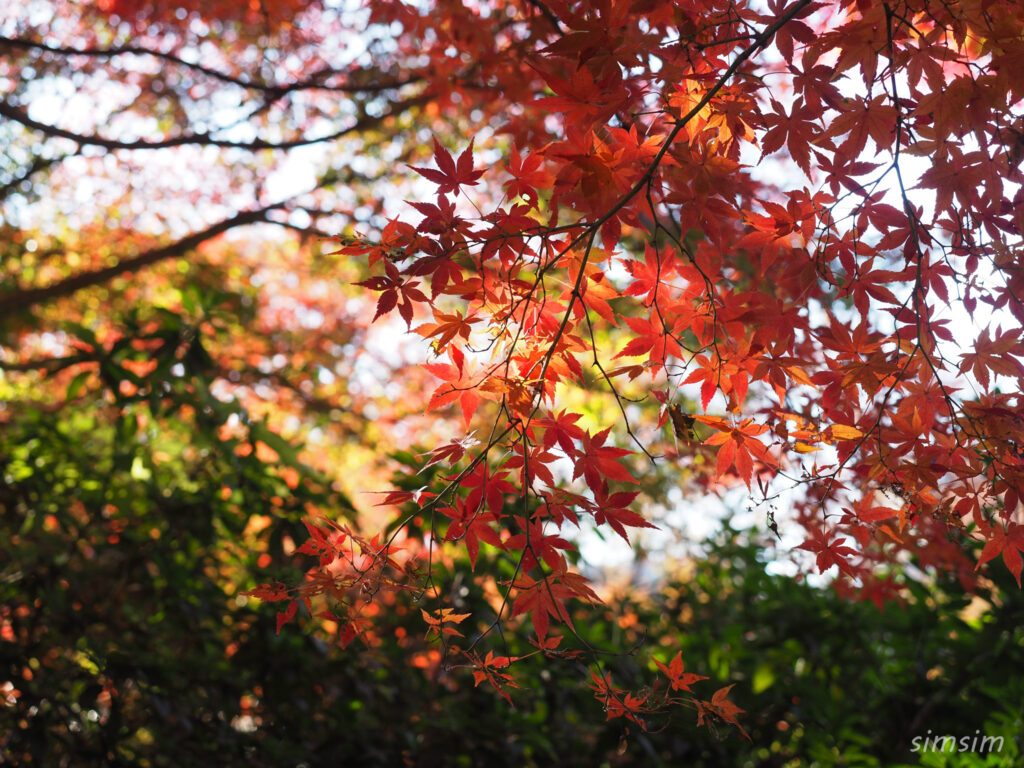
[
  {"xmin": 977, "ymin": 522, "xmax": 1024, "ymax": 587},
  {"xmin": 511, "ymin": 568, "xmax": 600, "ymax": 640},
  {"xmin": 538, "ymin": 409, "xmax": 587, "ymax": 454},
  {"xmin": 572, "ymin": 427, "xmax": 638, "ymax": 488},
  {"xmin": 590, "ymin": 483, "xmax": 655, "ymax": 543},
  {"xmin": 354, "ymin": 259, "xmax": 428, "ymax": 326},
  {"xmin": 504, "ymin": 147, "xmax": 554, "ymax": 207},
  {"xmin": 411, "ymin": 138, "xmax": 483, "ymax": 196},
  {"xmin": 654, "ymin": 651, "xmax": 708, "ymax": 693},
  {"xmin": 424, "ymin": 345, "xmax": 484, "ymax": 426},
  {"xmin": 797, "ymin": 527, "xmax": 860, "ymax": 578},
  {"xmin": 696, "ymin": 685, "xmax": 750, "ymax": 740},
  {"xmin": 504, "ymin": 518, "xmax": 575, "ymax": 571},
  {"xmin": 702, "ymin": 418, "xmax": 774, "ymax": 488},
  {"xmin": 440, "ymin": 495, "xmax": 504, "ymax": 570},
  {"xmin": 958, "ymin": 327, "xmax": 1024, "ymax": 390},
  {"xmin": 760, "ymin": 97, "xmax": 828, "ymax": 175}
]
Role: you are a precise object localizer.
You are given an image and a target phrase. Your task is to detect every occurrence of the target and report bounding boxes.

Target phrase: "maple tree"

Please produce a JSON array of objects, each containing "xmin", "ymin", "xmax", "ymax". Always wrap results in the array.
[{"xmin": 3, "ymin": 0, "xmax": 1024, "ymax": 753}]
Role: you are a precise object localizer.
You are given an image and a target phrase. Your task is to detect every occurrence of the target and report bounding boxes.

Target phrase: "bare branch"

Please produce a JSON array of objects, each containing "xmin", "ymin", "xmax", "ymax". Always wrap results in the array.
[
  {"xmin": 0, "ymin": 35, "xmax": 424, "ymax": 95},
  {"xmin": 0, "ymin": 93, "xmax": 432, "ymax": 152},
  {"xmin": 0, "ymin": 205, "xmax": 283, "ymax": 316},
  {"xmin": 0, "ymin": 152, "xmax": 70, "ymax": 201}
]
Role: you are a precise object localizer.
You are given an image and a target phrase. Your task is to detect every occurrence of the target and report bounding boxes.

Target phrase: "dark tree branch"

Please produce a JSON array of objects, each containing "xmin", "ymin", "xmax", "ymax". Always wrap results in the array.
[
  {"xmin": 0, "ymin": 353, "xmax": 92, "ymax": 373},
  {"xmin": 0, "ymin": 35, "xmax": 424, "ymax": 95},
  {"xmin": 523, "ymin": 0, "xmax": 568, "ymax": 32},
  {"xmin": 0, "ymin": 205, "xmax": 284, "ymax": 317},
  {"xmin": 0, "ymin": 152, "xmax": 70, "ymax": 201},
  {"xmin": 0, "ymin": 93, "xmax": 432, "ymax": 152}
]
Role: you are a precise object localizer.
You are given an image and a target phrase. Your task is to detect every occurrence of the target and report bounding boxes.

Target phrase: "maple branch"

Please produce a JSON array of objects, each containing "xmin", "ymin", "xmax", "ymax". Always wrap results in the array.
[
  {"xmin": 500, "ymin": 0, "xmax": 817, "ymax": 378},
  {"xmin": 873, "ymin": 6, "xmax": 1017, "ymax": 493},
  {"xmin": 595, "ymin": 0, "xmax": 817, "ymax": 232},
  {"xmin": 0, "ymin": 35, "xmax": 424, "ymax": 95},
  {"xmin": 0, "ymin": 93, "xmax": 432, "ymax": 152},
  {"xmin": 581, "ymin": 307, "xmax": 659, "ymax": 463},
  {"xmin": 497, "ymin": 5, "xmax": 819, "ymax": 467},
  {"xmin": 272, "ymin": 220, "xmax": 342, "ymax": 241},
  {"xmin": 645, "ymin": 197, "xmax": 720, "ymax": 359},
  {"xmin": 522, "ymin": 229, "xmax": 601, "ymax": 417},
  {"xmin": 522, "ymin": 0, "xmax": 567, "ymax": 32},
  {"xmin": 0, "ymin": 152, "xmax": 72, "ymax": 202},
  {"xmin": 0, "ymin": 205, "xmax": 284, "ymax": 317},
  {"xmin": 0, "ymin": 353, "xmax": 93, "ymax": 374}
]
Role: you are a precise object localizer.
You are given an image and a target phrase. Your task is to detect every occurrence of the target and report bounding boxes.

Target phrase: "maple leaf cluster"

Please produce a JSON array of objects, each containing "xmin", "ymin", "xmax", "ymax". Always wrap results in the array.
[{"xmin": 301, "ymin": 0, "xmax": 1024, "ymax": 731}]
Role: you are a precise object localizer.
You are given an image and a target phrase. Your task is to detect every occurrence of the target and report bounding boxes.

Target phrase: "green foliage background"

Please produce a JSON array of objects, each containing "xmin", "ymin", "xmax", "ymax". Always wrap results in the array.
[{"xmin": 2, "ymin": 313, "xmax": 1022, "ymax": 766}]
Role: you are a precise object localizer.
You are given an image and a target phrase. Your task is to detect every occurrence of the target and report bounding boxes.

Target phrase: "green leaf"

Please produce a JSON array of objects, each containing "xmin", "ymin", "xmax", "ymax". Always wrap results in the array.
[{"xmin": 751, "ymin": 664, "xmax": 775, "ymax": 694}]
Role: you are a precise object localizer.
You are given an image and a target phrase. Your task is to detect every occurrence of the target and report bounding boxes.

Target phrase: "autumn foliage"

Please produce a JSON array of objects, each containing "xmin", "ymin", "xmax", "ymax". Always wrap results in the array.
[{"xmin": 2, "ymin": 0, "xmax": 1024, "ymax": 748}]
